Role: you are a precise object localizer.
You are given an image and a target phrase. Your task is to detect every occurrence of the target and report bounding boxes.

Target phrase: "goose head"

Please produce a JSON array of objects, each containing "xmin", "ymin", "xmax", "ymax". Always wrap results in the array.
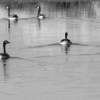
[{"xmin": 3, "ymin": 40, "xmax": 10, "ymax": 45}]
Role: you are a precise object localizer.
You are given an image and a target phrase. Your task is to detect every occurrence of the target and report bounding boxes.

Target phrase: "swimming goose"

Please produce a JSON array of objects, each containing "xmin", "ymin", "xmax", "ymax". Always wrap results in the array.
[
  {"xmin": 60, "ymin": 32, "xmax": 72, "ymax": 46},
  {"xmin": 36, "ymin": 6, "xmax": 45, "ymax": 19},
  {"xmin": 6, "ymin": 6, "xmax": 18, "ymax": 21},
  {"xmin": 0, "ymin": 40, "xmax": 10, "ymax": 60}
]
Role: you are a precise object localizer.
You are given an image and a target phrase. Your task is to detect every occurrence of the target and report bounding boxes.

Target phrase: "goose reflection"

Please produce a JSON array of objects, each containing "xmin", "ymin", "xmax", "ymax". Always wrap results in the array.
[
  {"xmin": 64, "ymin": 45, "xmax": 71, "ymax": 54},
  {"xmin": 37, "ymin": 18, "xmax": 41, "ymax": 29},
  {"xmin": 8, "ymin": 19, "xmax": 10, "ymax": 29},
  {"xmin": 1, "ymin": 59, "xmax": 9, "ymax": 81}
]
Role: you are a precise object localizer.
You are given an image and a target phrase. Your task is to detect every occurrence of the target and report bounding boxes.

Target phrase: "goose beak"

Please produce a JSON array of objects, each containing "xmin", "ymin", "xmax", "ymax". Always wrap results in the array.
[
  {"xmin": 7, "ymin": 41, "xmax": 10, "ymax": 44},
  {"xmin": 3, "ymin": 40, "xmax": 10, "ymax": 44}
]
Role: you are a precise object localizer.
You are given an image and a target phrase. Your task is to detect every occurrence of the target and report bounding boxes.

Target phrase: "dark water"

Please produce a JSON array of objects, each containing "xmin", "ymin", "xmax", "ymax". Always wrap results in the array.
[{"xmin": 0, "ymin": 1, "xmax": 100, "ymax": 100}]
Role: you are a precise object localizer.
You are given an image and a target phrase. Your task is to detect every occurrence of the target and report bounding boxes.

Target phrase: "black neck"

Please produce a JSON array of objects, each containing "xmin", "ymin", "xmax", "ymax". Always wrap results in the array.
[
  {"xmin": 3, "ymin": 43, "xmax": 6, "ymax": 54},
  {"xmin": 8, "ymin": 7, "xmax": 10, "ymax": 17},
  {"xmin": 65, "ymin": 35, "xmax": 67, "ymax": 39},
  {"xmin": 37, "ymin": 6, "xmax": 41, "ymax": 16}
]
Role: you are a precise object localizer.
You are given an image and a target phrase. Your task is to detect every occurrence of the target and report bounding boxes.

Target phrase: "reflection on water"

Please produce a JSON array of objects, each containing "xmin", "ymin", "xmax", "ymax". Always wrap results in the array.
[
  {"xmin": 0, "ymin": 59, "xmax": 8, "ymax": 81},
  {"xmin": 0, "ymin": 1, "xmax": 100, "ymax": 100}
]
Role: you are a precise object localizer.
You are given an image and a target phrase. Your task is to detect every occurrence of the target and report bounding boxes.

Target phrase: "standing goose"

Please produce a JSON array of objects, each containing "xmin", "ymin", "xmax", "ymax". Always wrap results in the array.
[
  {"xmin": 6, "ymin": 6, "xmax": 18, "ymax": 22},
  {"xmin": 60, "ymin": 32, "xmax": 72, "ymax": 46},
  {"xmin": 0, "ymin": 40, "xmax": 10, "ymax": 60},
  {"xmin": 36, "ymin": 5, "xmax": 45, "ymax": 19}
]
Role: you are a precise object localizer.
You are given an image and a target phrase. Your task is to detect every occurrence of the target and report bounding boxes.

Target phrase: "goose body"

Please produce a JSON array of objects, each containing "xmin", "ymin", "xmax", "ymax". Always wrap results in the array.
[
  {"xmin": 8, "ymin": 14, "xmax": 18, "ymax": 21},
  {"xmin": 0, "ymin": 53, "xmax": 10, "ymax": 60},
  {"xmin": 60, "ymin": 32, "xmax": 72, "ymax": 46},
  {"xmin": 6, "ymin": 6, "xmax": 18, "ymax": 22},
  {"xmin": 37, "ymin": 14, "xmax": 45, "ymax": 19},
  {"xmin": 0, "ymin": 40, "xmax": 10, "ymax": 60},
  {"xmin": 37, "ymin": 6, "xmax": 45, "ymax": 19}
]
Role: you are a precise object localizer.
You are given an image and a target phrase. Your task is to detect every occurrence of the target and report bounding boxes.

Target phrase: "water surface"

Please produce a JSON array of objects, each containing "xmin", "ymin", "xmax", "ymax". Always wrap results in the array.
[{"xmin": 0, "ymin": 1, "xmax": 100, "ymax": 100}]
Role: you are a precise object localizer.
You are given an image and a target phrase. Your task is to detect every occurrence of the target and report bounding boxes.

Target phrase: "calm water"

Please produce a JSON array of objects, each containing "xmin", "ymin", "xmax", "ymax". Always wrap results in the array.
[{"xmin": 0, "ymin": 1, "xmax": 100, "ymax": 100}]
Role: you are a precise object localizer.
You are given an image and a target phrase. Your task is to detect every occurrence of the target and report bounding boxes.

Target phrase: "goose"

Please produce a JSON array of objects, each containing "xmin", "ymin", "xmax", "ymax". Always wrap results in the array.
[
  {"xmin": 60, "ymin": 32, "xmax": 72, "ymax": 46},
  {"xmin": 0, "ymin": 40, "xmax": 10, "ymax": 60},
  {"xmin": 36, "ymin": 6, "xmax": 45, "ymax": 19},
  {"xmin": 6, "ymin": 6, "xmax": 18, "ymax": 21}
]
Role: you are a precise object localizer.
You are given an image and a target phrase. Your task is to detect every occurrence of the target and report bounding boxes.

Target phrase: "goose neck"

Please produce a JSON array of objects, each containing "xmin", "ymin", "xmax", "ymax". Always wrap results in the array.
[{"xmin": 3, "ymin": 43, "xmax": 6, "ymax": 54}]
